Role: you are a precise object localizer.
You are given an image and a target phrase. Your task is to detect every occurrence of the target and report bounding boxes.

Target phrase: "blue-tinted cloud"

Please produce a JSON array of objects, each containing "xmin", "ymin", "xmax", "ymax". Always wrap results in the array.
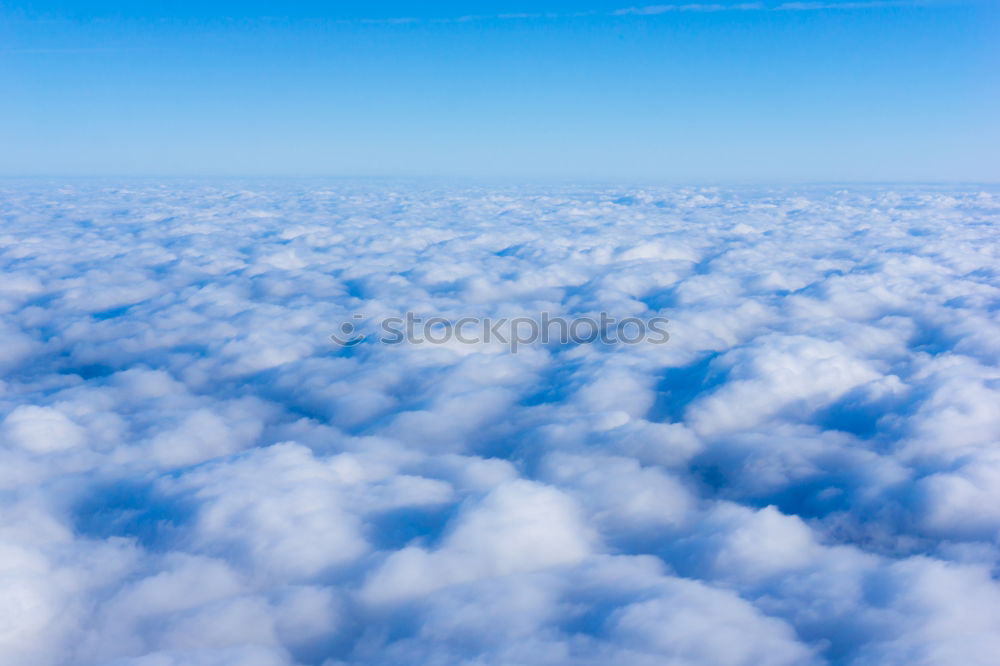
[{"xmin": 1, "ymin": 182, "xmax": 999, "ymax": 664}]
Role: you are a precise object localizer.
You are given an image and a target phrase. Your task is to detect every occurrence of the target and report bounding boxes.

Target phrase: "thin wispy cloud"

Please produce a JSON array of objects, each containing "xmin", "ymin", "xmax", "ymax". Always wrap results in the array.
[
  {"xmin": 329, "ymin": 0, "xmax": 964, "ymax": 25},
  {"xmin": 613, "ymin": 3, "xmax": 763, "ymax": 15},
  {"xmin": 775, "ymin": 0, "xmax": 935, "ymax": 9},
  {"xmin": 615, "ymin": 0, "xmax": 948, "ymax": 15},
  {"xmin": 2, "ymin": 0, "xmax": 965, "ymax": 38},
  {"xmin": 2, "ymin": 47, "xmax": 150, "ymax": 55}
]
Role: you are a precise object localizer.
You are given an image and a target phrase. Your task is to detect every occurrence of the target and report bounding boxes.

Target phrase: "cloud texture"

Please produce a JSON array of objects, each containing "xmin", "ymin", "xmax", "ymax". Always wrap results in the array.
[{"xmin": 1, "ymin": 181, "xmax": 999, "ymax": 664}]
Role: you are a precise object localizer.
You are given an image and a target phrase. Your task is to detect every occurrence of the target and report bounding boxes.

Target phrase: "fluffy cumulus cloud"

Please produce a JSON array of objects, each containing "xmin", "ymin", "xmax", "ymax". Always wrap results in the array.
[{"xmin": 1, "ymin": 180, "xmax": 999, "ymax": 665}]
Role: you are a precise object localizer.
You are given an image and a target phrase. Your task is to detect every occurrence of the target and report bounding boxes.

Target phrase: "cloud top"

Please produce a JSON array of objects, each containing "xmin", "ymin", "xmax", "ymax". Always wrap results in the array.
[{"xmin": 1, "ymin": 181, "xmax": 999, "ymax": 664}]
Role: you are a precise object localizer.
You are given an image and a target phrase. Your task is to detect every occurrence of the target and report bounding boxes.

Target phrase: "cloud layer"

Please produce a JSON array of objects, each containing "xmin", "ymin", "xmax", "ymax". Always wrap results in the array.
[{"xmin": 1, "ymin": 181, "xmax": 999, "ymax": 665}]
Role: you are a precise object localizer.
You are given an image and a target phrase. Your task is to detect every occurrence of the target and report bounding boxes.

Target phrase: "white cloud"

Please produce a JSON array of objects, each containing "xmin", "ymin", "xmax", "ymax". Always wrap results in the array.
[
  {"xmin": 362, "ymin": 479, "xmax": 594, "ymax": 604},
  {"xmin": 2, "ymin": 405, "xmax": 86, "ymax": 453},
  {"xmin": 1, "ymin": 182, "xmax": 999, "ymax": 664},
  {"xmin": 609, "ymin": 580, "xmax": 817, "ymax": 665}
]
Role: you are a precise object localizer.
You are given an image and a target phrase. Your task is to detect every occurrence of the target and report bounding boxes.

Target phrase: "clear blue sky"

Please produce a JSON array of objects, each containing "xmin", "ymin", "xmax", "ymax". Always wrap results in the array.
[{"xmin": 1, "ymin": 1, "xmax": 997, "ymax": 180}]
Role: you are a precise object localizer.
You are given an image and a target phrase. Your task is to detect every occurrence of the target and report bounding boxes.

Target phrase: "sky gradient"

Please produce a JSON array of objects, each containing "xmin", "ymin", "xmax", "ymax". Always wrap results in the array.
[{"xmin": 1, "ymin": 0, "xmax": 998, "ymax": 180}]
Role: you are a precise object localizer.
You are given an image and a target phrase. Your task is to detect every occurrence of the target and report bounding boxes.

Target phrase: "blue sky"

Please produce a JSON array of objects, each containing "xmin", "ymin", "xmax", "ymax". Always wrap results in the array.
[{"xmin": 1, "ymin": 1, "xmax": 998, "ymax": 180}]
